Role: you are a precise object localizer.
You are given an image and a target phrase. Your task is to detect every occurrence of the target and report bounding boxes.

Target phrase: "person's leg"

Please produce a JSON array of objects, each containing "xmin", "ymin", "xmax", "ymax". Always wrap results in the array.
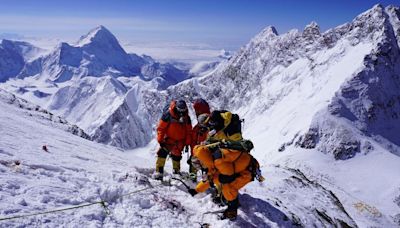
[
  {"xmin": 170, "ymin": 154, "xmax": 182, "ymax": 174},
  {"xmin": 223, "ymin": 197, "xmax": 239, "ymax": 220},
  {"xmin": 154, "ymin": 147, "xmax": 169, "ymax": 179}
]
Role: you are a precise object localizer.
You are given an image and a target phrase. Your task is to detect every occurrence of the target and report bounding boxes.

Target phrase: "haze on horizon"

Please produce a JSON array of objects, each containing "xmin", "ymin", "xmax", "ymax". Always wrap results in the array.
[{"xmin": 0, "ymin": 0, "xmax": 397, "ymax": 61}]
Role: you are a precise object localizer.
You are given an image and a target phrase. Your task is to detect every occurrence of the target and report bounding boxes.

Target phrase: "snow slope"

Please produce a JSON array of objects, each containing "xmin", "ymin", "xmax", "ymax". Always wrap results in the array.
[{"xmin": 0, "ymin": 90, "xmax": 365, "ymax": 227}]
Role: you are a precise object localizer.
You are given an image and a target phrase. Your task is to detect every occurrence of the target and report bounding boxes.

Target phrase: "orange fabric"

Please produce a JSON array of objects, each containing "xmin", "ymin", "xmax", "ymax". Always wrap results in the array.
[
  {"xmin": 195, "ymin": 180, "xmax": 210, "ymax": 193},
  {"xmin": 193, "ymin": 145, "xmax": 215, "ymax": 170},
  {"xmin": 195, "ymin": 172, "xmax": 219, "ymax": 193},
  {"xmin": 221, "ymin": 170, "xmax": 252, "ymax": 201},
  {"xmin": 193, "ymin": 146, "xmax": 253, "ymax": 201},
  {"xmin": 190, "ymin": 124, "xmax": 208, "ymax": 153},
  {"xmin": 156, "ymin": 100, "xmax": 192, "ymax": 156},
  {"xmin": 214, "ymin": 149, "xmax": 251, "ymax": 175}
]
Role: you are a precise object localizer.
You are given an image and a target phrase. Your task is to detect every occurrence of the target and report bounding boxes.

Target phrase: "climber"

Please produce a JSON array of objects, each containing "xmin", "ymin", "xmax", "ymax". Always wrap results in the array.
[
  {"xmin": 188, "ymin": 110, "xmax": 260, "ymax": 220},
  {"xmin": 188, "ymin": 113, "xmax": 210, "ymax": 182},
  {"xmin": 153, "ymin": 100, "xmax": 192, "ymax": 180},
  {"xmin": 192, "ymin": 98, "xmax": 211, "ymax": 117},
  {"xmin": 188, "ymin": 98, "xmax": 211, "ymax": 182}
]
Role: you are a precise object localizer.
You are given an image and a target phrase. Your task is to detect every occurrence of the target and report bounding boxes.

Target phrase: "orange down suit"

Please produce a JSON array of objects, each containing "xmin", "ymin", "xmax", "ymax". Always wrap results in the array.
[
  {"xmin": 193, "ymin": 145, "xmax": 252, "ymax": 201},
  {"xmin": 157, "ymin": 101, "xmax": 192, "ymax": 157}
]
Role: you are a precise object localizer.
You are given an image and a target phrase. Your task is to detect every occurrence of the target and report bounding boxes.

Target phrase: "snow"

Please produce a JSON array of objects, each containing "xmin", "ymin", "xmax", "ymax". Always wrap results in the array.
[{"xmin": 0, "ymin": 4, "xmax": 400, "ymax": 227}]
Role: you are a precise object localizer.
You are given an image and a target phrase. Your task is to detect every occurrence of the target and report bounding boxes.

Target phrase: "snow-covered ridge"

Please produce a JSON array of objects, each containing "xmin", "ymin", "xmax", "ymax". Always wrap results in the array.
[
  {"xmin": 0, "ymin": 88, "xmax": 90, "ymax": 139},
  {"xmin": 161, "ymin": 4, "xmax": 400, "ymax": 159},
  {"xmin": 0, "ymin": 39, "xmax": 45, "ymax": 82}
]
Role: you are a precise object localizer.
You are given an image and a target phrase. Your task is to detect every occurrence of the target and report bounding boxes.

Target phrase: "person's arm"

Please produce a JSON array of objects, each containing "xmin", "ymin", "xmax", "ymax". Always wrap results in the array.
[
  {"xmin": 185, "ymin": 117, "xmax": 192, "ymax": 146},
  {"xmin": 157, "ymin": 119, "xmax": 168, "ymax": 144}
]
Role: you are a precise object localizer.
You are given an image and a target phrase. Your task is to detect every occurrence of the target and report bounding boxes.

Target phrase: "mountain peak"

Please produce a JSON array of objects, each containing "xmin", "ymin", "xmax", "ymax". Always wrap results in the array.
[
  {"xmin": 261, "ymin": 26, "xmax": 279, "ymax": 36},
  {"xmin": 303, "ymin": 21, "xmax": 320, "ymax": 37},
  {"xmin": 252, "ymin": 26, "xmax": 279, "ymax": 43},
  {"xmin": 76, "ymin": 25, "xmax": 118, "ymax": 47}
]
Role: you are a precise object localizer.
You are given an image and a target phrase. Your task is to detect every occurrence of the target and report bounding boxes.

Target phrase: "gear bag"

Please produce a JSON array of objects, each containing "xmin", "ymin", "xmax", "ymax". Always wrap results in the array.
[
  {"xmin": 223, "ymin": 113, "xmax": 242, "ymax": 137},
  {"xmin": 219, "ymin": 139, "xmax": 254, "ymax": 152}
]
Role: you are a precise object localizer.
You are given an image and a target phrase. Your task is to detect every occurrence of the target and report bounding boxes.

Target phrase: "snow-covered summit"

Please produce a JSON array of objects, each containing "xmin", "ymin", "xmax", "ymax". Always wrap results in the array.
[
  {"xmin": 15, "ymin": 25, "xmax": 189, "ymax": 85},
  {"xmin": 76, "ymin": 25, "xmax": 118, "ymax": 47},
  {"xmin": 16, "ymin": 25, "xmax": 141, "ymax": 82}
]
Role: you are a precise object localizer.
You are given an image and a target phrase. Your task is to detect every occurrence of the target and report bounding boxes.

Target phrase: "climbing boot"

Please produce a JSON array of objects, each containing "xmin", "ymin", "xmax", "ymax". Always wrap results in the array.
[
  {"xmin": 220, "ymin": 209, "xmax": 237, "ymax": 221},
  {"xmin": 220, "ymin": 197, "xmax": 239, "ymax": 220}
]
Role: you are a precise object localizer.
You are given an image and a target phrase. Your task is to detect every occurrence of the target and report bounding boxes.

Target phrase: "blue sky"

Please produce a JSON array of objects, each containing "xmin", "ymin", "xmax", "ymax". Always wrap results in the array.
[{"xmin": 0, "ymin": 0, "xmax": 398, "ymax": 50}]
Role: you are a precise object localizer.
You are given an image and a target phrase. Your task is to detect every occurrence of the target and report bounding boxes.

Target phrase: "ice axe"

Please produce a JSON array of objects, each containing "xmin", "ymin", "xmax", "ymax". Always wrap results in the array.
[{"xmin": 170, "ymin": 177, "xmax": 191, "ymax": 191}]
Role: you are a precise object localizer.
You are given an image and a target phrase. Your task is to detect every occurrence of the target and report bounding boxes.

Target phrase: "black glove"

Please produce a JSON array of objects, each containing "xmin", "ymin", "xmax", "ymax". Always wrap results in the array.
[{"xmin": 188, "ymin": 188, "xmax": 198, "ymax": 196}]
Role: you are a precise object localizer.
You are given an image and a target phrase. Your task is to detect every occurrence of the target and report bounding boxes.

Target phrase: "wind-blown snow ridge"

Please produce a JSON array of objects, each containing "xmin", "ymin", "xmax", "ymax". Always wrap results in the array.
[{"xmin": 0, "ymin": 88, "xmax": 90, "ymax": 139}]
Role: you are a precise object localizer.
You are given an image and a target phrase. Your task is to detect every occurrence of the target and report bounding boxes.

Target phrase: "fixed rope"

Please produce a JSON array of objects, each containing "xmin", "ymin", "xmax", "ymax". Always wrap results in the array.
[{"xmin": 0, "ymin": 183, "xmax": 163, "ymax": 222}]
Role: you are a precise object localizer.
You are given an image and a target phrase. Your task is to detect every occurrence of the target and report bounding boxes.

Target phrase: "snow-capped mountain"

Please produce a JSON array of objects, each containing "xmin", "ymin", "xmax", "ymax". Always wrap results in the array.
[
  {"xmin": 0, "ymin": 4, "xmax": 400, "ymax": 227},
  {"xmin": 17, "ymin": 26, "xmax": 189, "ymax": 86},
  {"xmin": 0, "ymin": 26, "xmax": 193, "ymax": 148},
  {"xmin": 0, "ymin": 39, "xmax": 45, "ymax": 82},
  {"xmin": 166, "ymin": 4, "xmax": 400, "ymax": 160}
]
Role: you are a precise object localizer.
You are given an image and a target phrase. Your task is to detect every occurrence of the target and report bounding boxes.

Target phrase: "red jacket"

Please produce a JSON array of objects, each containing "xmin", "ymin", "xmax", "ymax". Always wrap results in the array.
[{"xmin": 157, "ymin": 101, "xmax": 192, "ymax": 156}]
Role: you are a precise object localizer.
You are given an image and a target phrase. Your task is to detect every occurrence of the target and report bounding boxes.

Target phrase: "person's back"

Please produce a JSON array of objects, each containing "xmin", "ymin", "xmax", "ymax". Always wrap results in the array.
[
  {"xmin": 206, "ymin": 110, "xmax": 242, "ymax": 142},
  {"xmin": 190, "ymin": 110, "xmax": 254, "ymax": 220}
]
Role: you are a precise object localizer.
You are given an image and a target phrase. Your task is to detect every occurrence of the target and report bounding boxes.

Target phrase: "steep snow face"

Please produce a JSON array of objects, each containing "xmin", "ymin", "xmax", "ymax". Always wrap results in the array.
[
  {"xmin": 43, "ymin": 75, "xmax": 167, "ymax": 149},
  {"xmin": 0, "ymin": 88, "xmax": 89, "ymax": 139},
  {"xmin": 0, "ymin": 40, "xmax": 25, "ymax": 82},
  {"xmin": 298, "ymin": 5, "xmax": 400, "ymax": 159},
  {"xmin": 164, "ymin": 5, "xmax": 400, "ymax": 161},
  {"xmin": 90, "ymin": 83, "xmax": 160, "ymax": 149},
  {"xmin": 47, "ymin": 76, "xmax": 127, "ymax": 135}
]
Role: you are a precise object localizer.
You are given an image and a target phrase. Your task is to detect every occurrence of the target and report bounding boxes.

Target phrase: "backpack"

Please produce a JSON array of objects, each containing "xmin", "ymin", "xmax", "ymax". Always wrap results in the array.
[
  {"xmin": 219, "ymin": 139, "xmax": 254, "ymax": 152},
  {"xmin": 223, "ymin": 113, "xmax": 242, "ymax": 137}
]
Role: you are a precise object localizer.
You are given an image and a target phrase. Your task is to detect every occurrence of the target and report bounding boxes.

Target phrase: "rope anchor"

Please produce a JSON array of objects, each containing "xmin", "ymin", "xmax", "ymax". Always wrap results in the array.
[{"xmin": 100, "ymin": 201, "xmax": 111, "ymax": 215}]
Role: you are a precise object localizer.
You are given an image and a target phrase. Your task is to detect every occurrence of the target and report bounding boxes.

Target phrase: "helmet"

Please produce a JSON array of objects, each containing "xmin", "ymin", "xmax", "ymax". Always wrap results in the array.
[
  {"xmin": 197, "ymin": 113, "xmax": 209, "ymax": 125},
  {"xmin": 207, "ymin": 111, "xmax": 224, "ymax": 131},
  {"xmin": 193, "ymin": 98, "xmax": 210, "ymax": 116},
  {"xmin": 175, "ymin": 100, "xmax": 188, "ymax": 116}
]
